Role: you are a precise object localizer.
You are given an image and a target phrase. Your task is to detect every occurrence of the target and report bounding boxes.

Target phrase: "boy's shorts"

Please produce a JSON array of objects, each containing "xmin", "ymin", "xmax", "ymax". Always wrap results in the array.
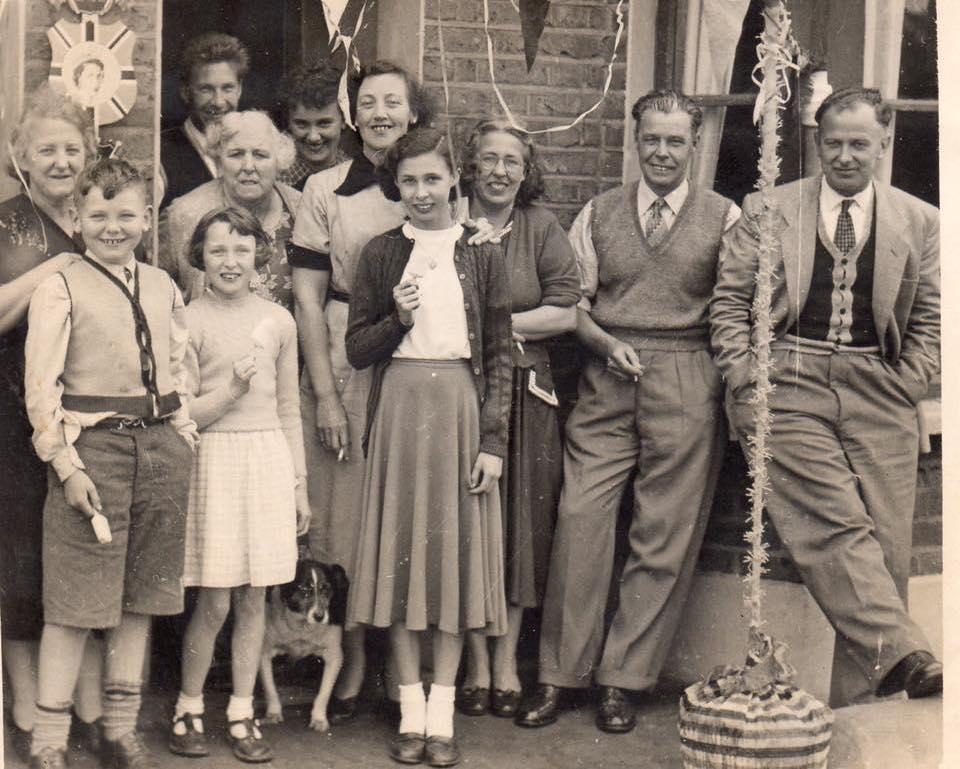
[{"xmin": 43, "ymin": 421, "xmax": 193, "ymax": 629}]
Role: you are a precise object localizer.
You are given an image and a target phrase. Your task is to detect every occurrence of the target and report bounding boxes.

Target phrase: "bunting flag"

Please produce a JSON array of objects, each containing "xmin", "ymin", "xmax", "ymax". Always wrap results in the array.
[
  {"xmin": 46, "ymin": 13, "xmax": 137, "ymax": 129},
  {"xmin": 519, "ymin": 0, "xmax": 550, "ymax": 71},
  {"xmin": 321, "ymin": 0, "xmax": 368, "ymax": 130}
]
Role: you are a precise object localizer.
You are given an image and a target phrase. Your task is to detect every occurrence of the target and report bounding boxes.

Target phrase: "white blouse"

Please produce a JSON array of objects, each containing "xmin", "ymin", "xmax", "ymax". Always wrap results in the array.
[{"xmin": 393, "ymin": 222, "xmax": 471, "ymax": 360}]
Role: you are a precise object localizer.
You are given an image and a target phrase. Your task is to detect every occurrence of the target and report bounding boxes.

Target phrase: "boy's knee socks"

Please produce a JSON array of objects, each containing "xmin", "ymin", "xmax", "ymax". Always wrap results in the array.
[
  {"xmin": 103, "ymin": 681, "xmax": 142, "ymax": 741},
  {"xmin": 32, "ymin": 702, "xmax": 72, "ymax": 755}
]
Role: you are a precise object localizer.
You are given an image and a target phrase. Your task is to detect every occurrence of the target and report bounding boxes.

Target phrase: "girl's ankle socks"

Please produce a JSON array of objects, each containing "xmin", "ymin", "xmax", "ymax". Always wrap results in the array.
[
  {"xmin": 426, "ymin": 683, "xmax": 455, "ymax": 739},
  {"xmin": 398, "ymin": 682, "xmax": 426, "ymax": 735},
  {"xmin": 226, "ymin": 695, "xmax": 254, "ymax": 739}
]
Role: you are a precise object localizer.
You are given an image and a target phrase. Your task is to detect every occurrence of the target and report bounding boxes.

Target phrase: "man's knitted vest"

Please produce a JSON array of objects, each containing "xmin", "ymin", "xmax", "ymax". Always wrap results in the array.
[
  {"xmin": 590, "ymin": 181, "xmax": 732, "ymax": 350},
  {"xmin": 787, "ymin": 214, "xmax": 879, "ymax": 347},
  {"xmin": 59, "ymin": 259, "xmax": 180, "ymax": 412}
]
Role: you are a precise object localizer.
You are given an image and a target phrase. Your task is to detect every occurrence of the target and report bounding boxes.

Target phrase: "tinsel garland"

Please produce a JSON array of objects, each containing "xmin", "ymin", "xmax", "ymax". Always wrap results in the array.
[{"xmin": 743, "ymin": 0, "xmax": 803, "ymax": 632}]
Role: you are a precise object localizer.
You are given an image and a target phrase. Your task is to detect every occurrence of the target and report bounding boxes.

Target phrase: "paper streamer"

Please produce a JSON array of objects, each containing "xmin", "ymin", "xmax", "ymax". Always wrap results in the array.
[
  {"xmin": 322, "ymin": 0, "xmax": 368, "ymax": 131},
  {"xmin": 481, "ymin": 0, "xmax": 626, "ymax": 135}
]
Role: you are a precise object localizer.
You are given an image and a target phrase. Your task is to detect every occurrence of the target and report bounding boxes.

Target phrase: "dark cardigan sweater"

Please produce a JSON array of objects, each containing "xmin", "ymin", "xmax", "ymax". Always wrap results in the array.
[{"xmin": 345, "ymin": 225, "xmax": 513, "ymax": 457}]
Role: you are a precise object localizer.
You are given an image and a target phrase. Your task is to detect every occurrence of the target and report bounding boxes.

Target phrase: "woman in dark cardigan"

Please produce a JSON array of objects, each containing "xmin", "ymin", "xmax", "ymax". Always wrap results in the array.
[{"xmin": 455, "ymin": 119, "xmax": 581, "ymax": 718}]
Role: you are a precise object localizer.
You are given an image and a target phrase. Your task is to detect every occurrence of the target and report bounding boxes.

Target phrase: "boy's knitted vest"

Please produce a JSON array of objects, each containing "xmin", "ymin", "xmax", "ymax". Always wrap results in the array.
[
  {"xmin": 58, "ymin": 259, "xmax": 180, "ymax": 413},
  {"xmin": 590, "ymin": 181, "xmax": 732, "ymax": 350}
]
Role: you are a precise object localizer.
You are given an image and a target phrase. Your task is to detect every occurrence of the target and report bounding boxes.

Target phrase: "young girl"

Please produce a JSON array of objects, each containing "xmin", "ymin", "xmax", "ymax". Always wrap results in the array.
[
  {"xmin": 170, "ymin": 207, "xmax": 310, "ymax": 764},
  {"xmin": 345, "ymin": 127, "xmax": 512, "ymax": 767}
]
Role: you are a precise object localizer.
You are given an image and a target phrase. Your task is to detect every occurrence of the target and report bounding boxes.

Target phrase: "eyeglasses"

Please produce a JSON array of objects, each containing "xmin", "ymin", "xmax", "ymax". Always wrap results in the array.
[{"xmin": 476, "ymin": 154, "xmax": 525, "ymax": 176}]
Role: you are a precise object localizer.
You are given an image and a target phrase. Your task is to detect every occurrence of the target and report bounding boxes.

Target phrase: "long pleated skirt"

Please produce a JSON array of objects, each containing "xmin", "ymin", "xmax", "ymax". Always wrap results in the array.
[{"xmin": 347, "ymin": 359, "xmax": 507, "ymax": 636}]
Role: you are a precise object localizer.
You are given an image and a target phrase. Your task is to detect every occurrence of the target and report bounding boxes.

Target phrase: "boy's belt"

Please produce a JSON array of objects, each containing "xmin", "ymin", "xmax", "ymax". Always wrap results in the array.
[
  {"xmin": 90, "ymin": 415, "xmax": 171, "ymax": 430},
  {"xmin": 61, "ymin": 392, "xmax": 181, "ymax": 417}
]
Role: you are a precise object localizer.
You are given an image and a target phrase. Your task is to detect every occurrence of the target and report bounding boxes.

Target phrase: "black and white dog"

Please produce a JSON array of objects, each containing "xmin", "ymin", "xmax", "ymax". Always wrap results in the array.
[{"xmin": 259, "ymin": 559, "xmax": 349, "ymax": 731}]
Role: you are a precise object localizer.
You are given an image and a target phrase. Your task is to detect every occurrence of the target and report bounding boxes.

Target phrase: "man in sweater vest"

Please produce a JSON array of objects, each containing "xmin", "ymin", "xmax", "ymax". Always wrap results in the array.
[
  {"xmin": 25, "ymin": 159, "xmax": 197, "ymax": 769},
  {"xmin": 710, "ymin": 87, "xmax": 941, "ymax": 705},
  {"xmin": 158, "ymin": 32, "xmax": 248, "ymax": 211},
  {"xmin": 515, "ymin": 90, "xmax": 740, "ymax": 733}
]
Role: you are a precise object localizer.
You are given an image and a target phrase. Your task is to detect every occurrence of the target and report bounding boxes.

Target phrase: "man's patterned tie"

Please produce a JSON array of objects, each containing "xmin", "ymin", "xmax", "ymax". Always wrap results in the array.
[
  {"xmin": 834, "ymin": 198, "xmax": 856, "ymax": 254},
  {"xmin": 645, "ymin": 198, "xmax": 666, "ymax": 247}
]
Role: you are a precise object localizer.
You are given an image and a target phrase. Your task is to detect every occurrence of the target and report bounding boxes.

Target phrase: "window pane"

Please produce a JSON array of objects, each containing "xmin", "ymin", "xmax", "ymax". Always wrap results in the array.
[{"xmin": 891, "ymin": 0, "xmax": 938, "ymax": 206}]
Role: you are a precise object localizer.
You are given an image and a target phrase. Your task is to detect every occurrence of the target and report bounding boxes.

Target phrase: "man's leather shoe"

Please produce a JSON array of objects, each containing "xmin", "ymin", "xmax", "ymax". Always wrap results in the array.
[
  {"xmin": 103, "ymin": 730, "xmax": 158, "ymax": 769},
  {"xmin": 30, "ymin": 746, "xmax": 67, "ymax": 769},
  {"xmin": 455, "ymin": 686, "xmax": 489, "ymax": 716},
  {"xmin": 596, "ymin": 686, "xmax": 636, "ymax": 733},
  {"xmin": 424, "ymin": 735, "xmax": 461, "ymax": 767},
  {"xmin": 389, "ymin": 732, "xmax": 426, "ymax": 764},
  {"xmin": 69, "ymin": 714, "xmax": 104, "ymax": 755},
  {"xmin": 877, "ymin": 651, "xmax": 943, "ymax": 699},
  {"xmin": 513, "ymin": 684, "xmax": 559, "ymax": 728}
]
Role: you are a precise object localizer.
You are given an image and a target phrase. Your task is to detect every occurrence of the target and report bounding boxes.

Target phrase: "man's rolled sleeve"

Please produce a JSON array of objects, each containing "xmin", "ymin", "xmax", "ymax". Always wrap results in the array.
[{"xmin": 567, "ymin": 201, "xmax": 598, "ymax": 312}]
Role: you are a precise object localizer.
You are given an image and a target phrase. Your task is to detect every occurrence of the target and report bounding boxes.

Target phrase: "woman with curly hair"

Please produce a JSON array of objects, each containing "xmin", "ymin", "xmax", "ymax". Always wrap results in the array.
[
  {"xmin": 454, "ymin": 120, "xmax": 580, "ymax": 720},
  {"xmin": 160, "ymin": 110, "xmax": 300, "ymax": 311}
]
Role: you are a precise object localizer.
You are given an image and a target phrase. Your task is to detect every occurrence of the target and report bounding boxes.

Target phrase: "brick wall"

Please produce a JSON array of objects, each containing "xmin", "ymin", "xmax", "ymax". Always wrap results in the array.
[
  {"xmin": 422, "ymin": 0, "xmax": 627, "ymax": 228},
  {"xmin": 23, "ymin": 0, "xmax": 159, "ymax": 189},
  {"xmin": 699, "ymin": 437, "xmax": 943, "ymax": 581}
]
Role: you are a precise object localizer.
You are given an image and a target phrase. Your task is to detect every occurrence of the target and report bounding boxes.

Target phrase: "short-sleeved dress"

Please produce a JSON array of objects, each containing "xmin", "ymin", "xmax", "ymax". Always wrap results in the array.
[
  {"xmin": 0, "ymin": 193, "xmax": 80, "ymax": 639},
  {"xmin": 182, "ymin": 291, "xmax": 306, "ymax": 587},
  {"xmin": 289, "ymin": 156, "xmax": 405, "ymax": 579}
]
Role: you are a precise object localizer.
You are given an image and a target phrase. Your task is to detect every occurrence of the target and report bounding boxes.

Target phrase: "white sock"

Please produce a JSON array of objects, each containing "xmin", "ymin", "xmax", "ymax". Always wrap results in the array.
[
  {"xmin": 426, "ymin": 684, "xmax": 455, "ymax": 739},
  {"xmin": 173, "ymin": 693, "xmax": 205, "ymax": 734},
  {"xmin": 226, "ymin": 695, "xmax": 255, "ymax": 739},
  {"xmin": 398, "ymin": 682, "xmax": 426, "ymax": 735}
]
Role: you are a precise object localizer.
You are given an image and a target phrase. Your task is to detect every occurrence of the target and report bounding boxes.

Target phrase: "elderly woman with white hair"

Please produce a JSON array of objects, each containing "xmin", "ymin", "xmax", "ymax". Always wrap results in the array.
[{"xmin": 160, "ymin": 110, "xmax": 299, "ymax": 311}]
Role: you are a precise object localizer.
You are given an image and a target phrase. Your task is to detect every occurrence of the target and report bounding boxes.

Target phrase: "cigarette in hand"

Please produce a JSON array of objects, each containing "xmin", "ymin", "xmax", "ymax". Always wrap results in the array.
[
  {"xmin": 337, "ymin": 447, "xmax": 345, "ymax": 462},
  {"xmin": 515, "ymin": 339, "xmax": 525, "ymax": 356},
  {"xmin": 90, "ymin": 512, "xmax": 112, "ymax": 544}
]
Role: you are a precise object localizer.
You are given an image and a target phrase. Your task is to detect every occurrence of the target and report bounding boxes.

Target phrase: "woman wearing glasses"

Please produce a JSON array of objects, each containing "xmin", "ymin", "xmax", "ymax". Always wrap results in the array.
[{"xmin": 455, "ymin": 120, "xmax": 581, "ymax": 718}]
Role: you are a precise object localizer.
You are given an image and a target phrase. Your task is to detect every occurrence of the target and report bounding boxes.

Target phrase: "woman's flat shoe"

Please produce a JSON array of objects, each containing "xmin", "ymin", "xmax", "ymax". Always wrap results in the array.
[
  {"xmin": 389, "ymin": 732, "xmax": 426, "ymax": 764},
  {"xmin": 490, "ymin": 689, "xmax": 522, "ymax": 718},
  {"xmin": 168, "ymin": 713, "xmax": 209, "ymax": 757},
  {"xmin": 329, "ymin": 696, "xmax": 359, "ymax": 724},
  {"xmin": 454, "ymin": 687, "xmax": 489, "ymax": 716},
  {"xmin": 228, "ymin": 718, "xmax": 273, "ymax": 763},
  {"xmin": 425, "ymin": 735, "xmax": 461, "ymax": 767}
]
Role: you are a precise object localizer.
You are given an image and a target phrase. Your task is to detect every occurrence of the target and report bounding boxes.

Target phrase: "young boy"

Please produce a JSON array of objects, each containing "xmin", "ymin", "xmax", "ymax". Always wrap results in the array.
[{"xmin": 24, "ymin": 158, "xmax": 197, "ymax": 769}]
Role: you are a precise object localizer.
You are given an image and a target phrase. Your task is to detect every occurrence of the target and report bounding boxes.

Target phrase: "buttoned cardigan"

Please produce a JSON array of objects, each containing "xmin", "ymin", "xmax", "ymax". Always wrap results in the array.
[{"xmin": 345, "ymin": 225, "xmax": 512, "ymax": 457}]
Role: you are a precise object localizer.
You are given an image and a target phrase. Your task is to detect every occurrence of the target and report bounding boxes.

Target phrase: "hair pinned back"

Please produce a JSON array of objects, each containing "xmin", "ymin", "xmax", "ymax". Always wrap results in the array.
[
  {"xmin": 378, "ymin": 126, "xmax": 458, "ymax": 200},
  {"xmin": 205, "ymin": 111, "xmax": 296, "ymax": 172},
  {"xmin": 8, "ymin": 84, "xmax": 97, "ymax": 180},
  {"xmin": 460, "ymin": 118, "xmax": 545, "ymax": 208},
  {"xmin": 348, "ymin": 60, "xmax": 434, "ymax": 127},
  {"xmin": 187, "ymin": 206, "xmax": 273, "ymax": 271}
]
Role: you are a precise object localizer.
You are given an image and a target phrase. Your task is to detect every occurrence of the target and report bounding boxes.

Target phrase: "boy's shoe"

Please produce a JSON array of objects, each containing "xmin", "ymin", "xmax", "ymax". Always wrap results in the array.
[
  {"xmin": 228, "ymin": 718, "xmax": 273, "ymax": 763},
  {"xmin": 29, "ymin": 746, "xmax": 67, "ymax": 769},
  {"xmin": 69, "ymin": 713, "xmax": 104, "ymax": 754},
  {"xmin": 328, "ymin": 696, "xmax": 359, "ymax": 724},
  {"xmin": 388, "ymin": 732, "xmax": 426, "ymax": 764},
  {"xmin": 8, "ymin": 720, "xmax": 32, "ymax": 763},
  {"xmin": 169, "ymin": 713, "xmax": 209, "ymax": 757},
  {"xmin": 103, "ymin": 730, "xmax": 158, "ymax": 769}
]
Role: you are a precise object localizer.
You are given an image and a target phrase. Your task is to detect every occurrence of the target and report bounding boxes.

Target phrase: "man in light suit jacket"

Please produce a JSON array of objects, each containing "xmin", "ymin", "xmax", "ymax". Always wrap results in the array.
[{"xmin": 710, "ymin": 87, "xmax": 941, "ymax": 706}]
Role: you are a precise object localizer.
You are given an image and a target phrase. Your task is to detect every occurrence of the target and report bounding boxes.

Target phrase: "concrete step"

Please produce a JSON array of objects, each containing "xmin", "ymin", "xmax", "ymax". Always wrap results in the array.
[{"xmin": 828, "ymin": 696, "xmax": 942, "ymax": 768}]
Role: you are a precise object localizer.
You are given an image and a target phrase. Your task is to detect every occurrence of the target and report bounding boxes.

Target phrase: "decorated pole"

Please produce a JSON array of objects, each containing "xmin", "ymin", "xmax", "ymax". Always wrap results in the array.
[{"xmin": 677, "ymin": 3, "xmax": 834, "ymax": 767}]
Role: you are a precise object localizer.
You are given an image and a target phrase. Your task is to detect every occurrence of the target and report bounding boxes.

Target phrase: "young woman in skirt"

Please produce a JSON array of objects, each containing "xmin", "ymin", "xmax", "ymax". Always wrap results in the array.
[{"xmin": 345, "ymin": 127, "xmax": 512, "ymax": 767}]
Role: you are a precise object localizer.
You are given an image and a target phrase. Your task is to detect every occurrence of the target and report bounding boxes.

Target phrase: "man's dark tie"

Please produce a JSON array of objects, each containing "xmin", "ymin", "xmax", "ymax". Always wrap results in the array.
[
  {"xmin": 834, "ymin": 198, "xmax": 856, "ymax": 254},
  {"xmin": 645, "ymin": 198, "xmax": 666, "ymax": 247}
]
